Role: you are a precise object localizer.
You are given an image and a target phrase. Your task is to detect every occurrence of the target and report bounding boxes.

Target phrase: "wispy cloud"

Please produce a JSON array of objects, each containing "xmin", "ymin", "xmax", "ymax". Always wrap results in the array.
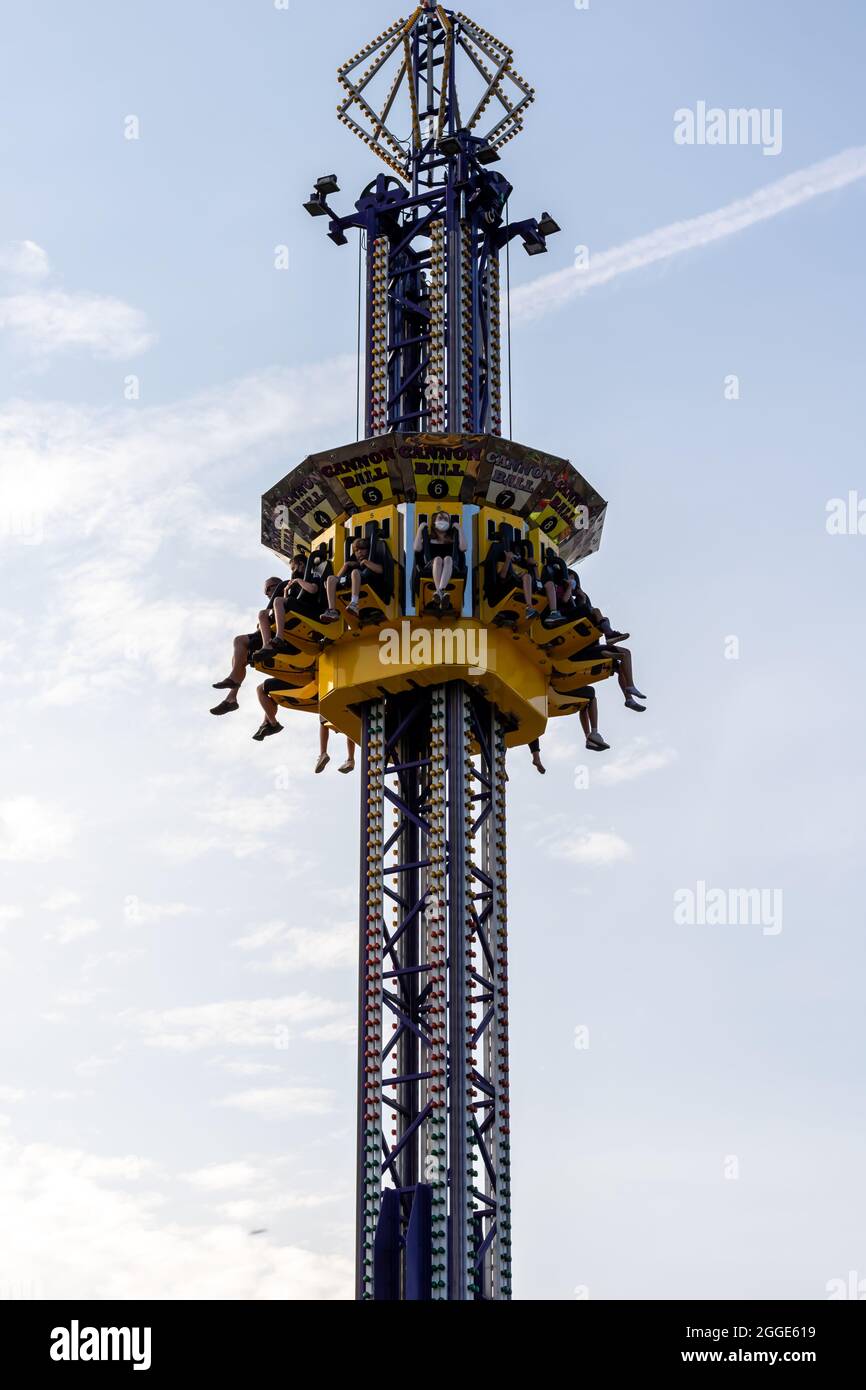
[
  {"xmin": 235, "ymin": 920, "xmax": 355, "ymax": 972},
  {"xmin": 550, "ymin": 828, "xmax": 632, "ymax": 867},
  {"xmin": 0, "ymin": 797, "xmax": 76, "ymax": 863},
  {"xmin": 120, "ymin": 994, "xmax": 349, "ymax": 1051},
  {"xmin": 512, "ymin": 145, "xmax": 866, "ymax": 322},
  {"xmin": 217, "ymin": 1087, "xmax": 335, "ymax": 1119},
  {"xmin": 596, "ymin": 739, "xmax": 678, "ymax": 788},
  {"xmin": 0, "ymin": 241, "xmax": 155, "ymax": 359}
]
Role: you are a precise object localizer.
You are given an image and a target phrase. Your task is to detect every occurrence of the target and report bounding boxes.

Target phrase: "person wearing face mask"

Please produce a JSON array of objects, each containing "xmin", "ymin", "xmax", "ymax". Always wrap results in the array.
[
  {"xmin": 210, "ymin": 575, "xmax": 288, "ymax": 715},
  {"xmin": 414, "ymin": 509, "xmax": 467, "ymax": 610}
]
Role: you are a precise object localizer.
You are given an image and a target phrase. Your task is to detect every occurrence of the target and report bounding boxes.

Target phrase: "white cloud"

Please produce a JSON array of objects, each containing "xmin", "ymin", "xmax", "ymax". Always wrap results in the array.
[
  {"xmin": 120, "ymin": 993, "xmax": 349, "ymax": 1051},
  {"xmin": 596, "ymin": 739, "xmax": 678, "ymax": 787},
  {"xmin": 219, "ymin": 1061, "xmax": 281, "ymax": 1077},
  {"xmin": 0, "ymin": 797, "xmax": 75, "ymax": 862},
  {"xmin": 0, "ymin": 1086, "xmax": 26, "ymax": 1104},
  {"xmin": 122, "ymin": 897, "xmax": 195, "ymax": 926},
  {"xmin": 183, "ymin": 1161, "xmax": 267, "ymax": 1192},
  {"xmin": 218, "ymin": 1087, "xmax": 335, "ymax": 1119},
  {"xmin": 0, "ymin": 355, "xmax": 354, "ymax": 707},
  {"xmin": 42, "ymin": 890, "xmax": 81, "ymax": 912},
  {"xmin": 235, "ymin": 920, "xmax": 355, "ymax": 972},
  {"xmin": 550, "ymin": 829, "xmax": 632, "ymax": 867},
  {"xmin": 0, "ymin": 242, "xmax": 154, "ymax": 358},
  {"xmin": 217, "ymin": 1193, "xmax": 339, "ymax": 1222},
  {"xmin": 0, "ymin": 240, "xmax": 50, "ymax": 282},
  {"xmin": 0, "ymin": 906, "xmax": 24, "ymax": 930},
  {"xmin": 512, "ymin": 145, "xmax": 866, "ymax": 321},
  {"xmin": 0, "ymin": 1132, "xmax": 351, "ymax": 1298},
  {"xmin": 48, "ymin": 916, "xmax": 102, "ymax": 945},
  {"xmin": 0, "ymin": 289, "xmax": 155, "ymax": 359}
]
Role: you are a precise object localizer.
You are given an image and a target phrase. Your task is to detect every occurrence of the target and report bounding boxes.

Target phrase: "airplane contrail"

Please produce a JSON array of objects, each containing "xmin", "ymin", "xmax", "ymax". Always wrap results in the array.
[{"xmin": 510, "ymin": 145, "xmax": 866, "ymax": 322}]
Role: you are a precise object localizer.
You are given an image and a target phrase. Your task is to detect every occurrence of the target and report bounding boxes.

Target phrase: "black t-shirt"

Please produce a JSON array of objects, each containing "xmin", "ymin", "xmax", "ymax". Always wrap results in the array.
[{"xmin": 428, "ymin": 524, "xmax": 456, "ymax": 558}]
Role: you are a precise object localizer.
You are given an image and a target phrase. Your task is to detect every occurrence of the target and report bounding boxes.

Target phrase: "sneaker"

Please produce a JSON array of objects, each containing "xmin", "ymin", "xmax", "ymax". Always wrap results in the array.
[
  {"xmin": 624, "ymin": 697, "xmax": 646, "ymax": 712},
  {"xmin": 315, "ymin": 753, "xmax": 330, "ymax": 774},
  {"xmin": 338, "ymin": 759, "xmax": 355, "ymax": 774},
  {"xmin": 586, "ymin": 732, "xmax": 610, "ymax": 751},
  {"xmin": 625, "ymin": 685, "xmax": 646, "ymax": 699}
]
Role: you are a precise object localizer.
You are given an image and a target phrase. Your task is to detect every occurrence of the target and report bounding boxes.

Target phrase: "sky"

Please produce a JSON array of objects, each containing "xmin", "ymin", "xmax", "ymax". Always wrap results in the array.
[{"xmin": 1, "ymin": 0, "xmax": 864, "ymax": 1302}]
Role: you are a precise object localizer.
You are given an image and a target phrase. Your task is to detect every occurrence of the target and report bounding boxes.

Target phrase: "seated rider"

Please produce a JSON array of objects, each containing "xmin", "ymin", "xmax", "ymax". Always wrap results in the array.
[
  {"xmin": 484, "ymin": 533, "xmax": 536, "ymax": 616},
  {"xmin": 258, "ymin": 551, "xmax": 326, "ymax": 656},
  {"xmin": 566, "ymin": 567, "xmax": 628, "ymax": 645},
  {"xmin": 210, "ymin": 575, "xmax": 287, "ymax": 716},
  {"xmin": 414, "ymin": 510, "xmax": 467, "ymax": 610},
  {"xmin": 322, "ymin": 536, "xmax": 384, "ymax": 619},
  {"xmin": 539, "ymin": 551, "xmax": 576, "ymax": 626}
]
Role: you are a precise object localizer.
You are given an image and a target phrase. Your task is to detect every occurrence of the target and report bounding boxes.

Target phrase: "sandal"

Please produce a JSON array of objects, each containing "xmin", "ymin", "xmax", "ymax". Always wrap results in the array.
[
  {"xmin": 212, "ymin": 677, "xmax": 240, "ymax": 691},
  {"xmin": 210, "ymin": 698, "xmax": 239, "ymax": 716}
]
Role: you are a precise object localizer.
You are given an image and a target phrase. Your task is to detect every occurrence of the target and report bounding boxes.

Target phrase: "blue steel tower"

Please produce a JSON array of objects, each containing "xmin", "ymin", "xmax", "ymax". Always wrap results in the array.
[{"xmin": 261, "ymin": 3, "xmax": 611, "ymax": 1300}]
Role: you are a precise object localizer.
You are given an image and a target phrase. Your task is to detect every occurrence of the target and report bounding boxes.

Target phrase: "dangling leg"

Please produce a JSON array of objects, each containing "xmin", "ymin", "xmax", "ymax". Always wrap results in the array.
[
  {"xmin": 252, "ymin": 682, "xmax": 283, "ymax": 740},
  {"xmin": 316, "ymin": 718, "xmax": 331, "ymax": 773}
]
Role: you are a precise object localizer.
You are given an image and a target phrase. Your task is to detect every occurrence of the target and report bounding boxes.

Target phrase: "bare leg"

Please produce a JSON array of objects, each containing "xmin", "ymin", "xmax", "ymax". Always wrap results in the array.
[
  {"xmin": 339, "ymin": 736, "xmax": 356, "ymax": 773},
  {"xmin": 325, "ymin": 575, "xmax": 337, "ymax": 609},
  {"xmin": 584, "ymin": 692, "xmax": 609, "ymax": 748},
  {"xmin": 349, "ymin": 569, "xmax": 363, "ymax": 604},
  {"xmin": 271, "ymin": 599, "xmax": 287, "ymax": 642},
  {"xmin": 586, "ymin": 694, "xmax": 599, "ymax": 733},
  {"xmin": 256, "ymin": 682, "xmax": 279, "ymax": 726},
  {"xmin": 528, "ymin": 737, "xmax": 545, "ymax": 774},
  {"xmin": 431, "ymin": 556, "xmax": 444, "ymax": 591},
  {"xmin": 544, "ymin": 580, "xmax": 559, "ymax": 614},
  {"xmin": 316, "ymin": 721, "xmax": 330, "ymax": 773},
  {"xmin": 230, "ymin": 635, "xmax": 250, "ymax": 687},
  {"xmin": 438, "ymin": 556, "xmax": 453, "ymax": 592}
]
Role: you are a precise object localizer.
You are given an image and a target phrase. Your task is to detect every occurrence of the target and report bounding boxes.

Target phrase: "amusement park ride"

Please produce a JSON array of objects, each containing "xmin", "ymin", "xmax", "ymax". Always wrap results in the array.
[{"xmin": 256, "ymin": 4, "xmax": 616, "ymax": 1299}]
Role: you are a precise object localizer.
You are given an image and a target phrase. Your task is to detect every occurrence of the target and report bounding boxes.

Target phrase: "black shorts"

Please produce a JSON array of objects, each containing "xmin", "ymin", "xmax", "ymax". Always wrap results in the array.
[
  {"xmin": 263, "ymin": 678, "xmax": 291, "ymax": 696},
  {"xmin": 245, "ymin": 631, "xmax": 264, "ymax": 659},
  {"xmin": 341, "ymin": 566, "xmax": 385, "ymax": 597},
  {"xmin": 574, "ymin": 643, "xmax": 608, "ymax": 662},
  {"xmin": 572, "ymin": 685, "xmax": 597, "ymax": 702},
  {"xmin": 287, "ymin": 593, "xmax": 324, "ymax": 620}
]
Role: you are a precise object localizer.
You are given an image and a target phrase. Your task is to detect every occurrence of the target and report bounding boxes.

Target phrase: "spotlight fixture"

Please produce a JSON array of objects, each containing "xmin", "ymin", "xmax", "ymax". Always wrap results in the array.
[
  {"xmin": 436, "ymin": 134, "xmax": 462, "ymax": 158},
  {"xmin": 315, "ymin": 174, "xmax": 340, "ymax": 196},
  {"xmin": 303, "ymin": 192, "xmax": 329, "ymax": 216},
  {"xmin": 537, "ymin": 212, "xmax": 560, "ymax": 237}
]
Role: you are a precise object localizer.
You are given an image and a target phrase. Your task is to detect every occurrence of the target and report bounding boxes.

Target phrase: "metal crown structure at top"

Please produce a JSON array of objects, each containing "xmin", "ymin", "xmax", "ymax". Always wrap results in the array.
[{"xmin": 337, "ymin": 5, "xmax": 536, "ymax": 182}]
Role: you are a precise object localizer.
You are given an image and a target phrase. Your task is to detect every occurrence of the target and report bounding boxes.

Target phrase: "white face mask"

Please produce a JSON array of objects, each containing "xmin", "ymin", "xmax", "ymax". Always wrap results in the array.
[{"xmin": 434, "ymin": 518, "xmax": 450, "ymax": 532}]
